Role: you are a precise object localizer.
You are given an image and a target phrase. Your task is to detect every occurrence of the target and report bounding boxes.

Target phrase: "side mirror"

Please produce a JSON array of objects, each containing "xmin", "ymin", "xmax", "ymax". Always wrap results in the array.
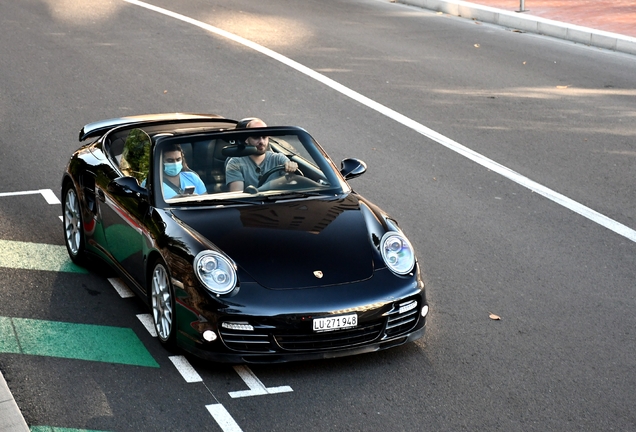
[
  {"xmin": 108, "ymin": 176, "xmax": 149, "ymax": 198},
  {"xmin": 340, "ymin": 158, "xmax": 367, "ymax": 180}
]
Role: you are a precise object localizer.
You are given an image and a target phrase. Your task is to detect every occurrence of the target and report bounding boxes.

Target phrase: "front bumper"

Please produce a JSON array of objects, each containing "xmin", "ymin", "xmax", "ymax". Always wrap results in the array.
[
  {"xmin": 173, "ymin": 266, "xmax": 427, "ymax": 363},
  {"xmin": 180, "ymin": 317, "xmax": 426, "ymax": 364},
  {"xmin": 176, "ymin": 293, "xmax": 427, "ymax": 363}
]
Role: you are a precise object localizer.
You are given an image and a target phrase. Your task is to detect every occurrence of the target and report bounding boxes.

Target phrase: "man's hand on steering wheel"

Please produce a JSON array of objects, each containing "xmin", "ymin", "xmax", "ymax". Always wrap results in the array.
[
  {"xmin": 257, "ymin": 162, "xmax": 303, "ymax": 187},
  {"xmin": 283, "ymin": 160, "xmax": 298, "ymax": 173}
]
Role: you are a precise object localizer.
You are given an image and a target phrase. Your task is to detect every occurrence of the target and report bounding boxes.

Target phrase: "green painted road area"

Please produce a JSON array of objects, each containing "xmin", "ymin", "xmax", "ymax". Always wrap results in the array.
[
  {"xmin": 0, "ymin": 240, "xmax": 87, "ymax": 273},
  {"xmin": 0, "ymin": 317, "xmax": 158, "ymax": 367}
]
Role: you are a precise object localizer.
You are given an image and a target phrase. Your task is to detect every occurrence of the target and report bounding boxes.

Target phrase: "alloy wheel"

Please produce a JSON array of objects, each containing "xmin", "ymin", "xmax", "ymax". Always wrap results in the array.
[
  {"xmin": 64, "ymin": 188, "xmax": 82, "ymax": 257},
  {"xmin": 151, "ymin": 263, "xmax": 173, "ymax": 342}
]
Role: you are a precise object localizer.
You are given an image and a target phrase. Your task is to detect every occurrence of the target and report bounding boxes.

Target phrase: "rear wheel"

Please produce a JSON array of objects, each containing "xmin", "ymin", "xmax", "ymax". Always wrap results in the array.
[
  {"xmin": 63, "ymin": 185, "xmax": 86, "ymax": 265},
  {"xmin": 150, "ymin": 260, "xmax": 176, "ymax": 348}
]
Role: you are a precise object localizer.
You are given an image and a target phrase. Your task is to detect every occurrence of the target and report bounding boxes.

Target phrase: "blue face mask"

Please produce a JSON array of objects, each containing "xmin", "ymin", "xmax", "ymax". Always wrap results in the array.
[{"xmin": 164, "ymin": 161, "xmax": 182, "ymax": 177}]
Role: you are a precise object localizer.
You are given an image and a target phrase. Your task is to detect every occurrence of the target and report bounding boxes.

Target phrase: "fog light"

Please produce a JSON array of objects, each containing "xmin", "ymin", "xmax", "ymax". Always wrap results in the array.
[
  {"xmin": 203, "ymin": 330, "xmax": 217, "ymax": 342},
  {"xmin": 421, "ymin": 305, "xmax": 429, "ymax": 317},
  {"xmin": 399, "ymin": 300, "xmax": 417, "ymax": 314}
]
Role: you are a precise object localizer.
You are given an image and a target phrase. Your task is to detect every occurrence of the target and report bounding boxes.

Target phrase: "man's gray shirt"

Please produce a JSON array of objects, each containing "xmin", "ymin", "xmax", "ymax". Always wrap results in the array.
[{"xmin": 225, "ymin": 151, "xmax": 289, "ymax": 188}]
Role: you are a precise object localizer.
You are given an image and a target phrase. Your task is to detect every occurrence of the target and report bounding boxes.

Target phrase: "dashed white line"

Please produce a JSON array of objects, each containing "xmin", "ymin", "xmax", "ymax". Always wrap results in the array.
[
  {"xmin": 124, "ymin": 0, "xmax": 636, "ymax": 243},
  {"xmin": 136, "ymin": 313, "xmax": 157, "ymax": 337},
  {"xmin": 206, "ymin": 404, "xmax": 243, "ymax": 432},
  {"xmin": 0, "ymin": 189, "xmax": 60, "ymax": 205},
  {"xmin": 229, "ymin": 365, "xmax": 293, "ymax": 398},
  {"xmin": 39, "ymin": 189, "xmax": 60, "ymax": 205},
  {"xmin": 108, "ymin": 277, "xmax": 136, "ymax": 298},
  {"xmin": 169, "ymin": 355, "xmax": 203, "ymax": 383}
]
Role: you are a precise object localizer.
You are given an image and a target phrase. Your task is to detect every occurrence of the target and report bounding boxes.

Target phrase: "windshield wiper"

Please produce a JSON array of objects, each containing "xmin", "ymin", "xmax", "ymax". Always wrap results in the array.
[
  {"xmin": 264, "ymin": 191, "xmax": 338, "ymax": 202},
  {"xmin": 173, "ymin": 197, "xmax": 261, "ymax": 206},
  {"xmin": 209, "ymin": 198, "xmax": 263, "ymax": 205}
]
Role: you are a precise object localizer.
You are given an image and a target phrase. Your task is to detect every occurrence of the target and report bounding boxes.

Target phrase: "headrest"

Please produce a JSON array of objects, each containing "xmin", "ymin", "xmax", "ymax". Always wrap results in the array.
[
  {"xmin": 236, "ymin": 117, "xmax": 258, "ymax": 129},
  {"xmin": 221, "ymin": 144, "xmax": 258, "ymax": 157}
]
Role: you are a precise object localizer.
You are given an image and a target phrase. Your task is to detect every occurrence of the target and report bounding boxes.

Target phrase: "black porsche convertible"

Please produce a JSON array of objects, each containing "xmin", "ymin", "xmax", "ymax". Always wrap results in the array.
[{"xmin": 62, "ymin": 113, "xmax": 428, "ymax": 363}]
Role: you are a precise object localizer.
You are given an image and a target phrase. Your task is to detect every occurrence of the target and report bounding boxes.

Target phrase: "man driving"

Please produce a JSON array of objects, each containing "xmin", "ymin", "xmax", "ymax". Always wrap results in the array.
[{"xmin": 225, "ymin": 119, "xmax": 298, "ymax": 192}]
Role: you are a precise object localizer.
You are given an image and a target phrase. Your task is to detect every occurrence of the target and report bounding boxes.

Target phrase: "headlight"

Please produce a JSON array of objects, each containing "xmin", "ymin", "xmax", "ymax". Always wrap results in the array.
[
  {"xmin": 380, "ymin": 232, "xmax": 415, "ymax": 275},
  {"xmin": 194, "ymin": 251, "xmax": 237, "ymax": 295}
]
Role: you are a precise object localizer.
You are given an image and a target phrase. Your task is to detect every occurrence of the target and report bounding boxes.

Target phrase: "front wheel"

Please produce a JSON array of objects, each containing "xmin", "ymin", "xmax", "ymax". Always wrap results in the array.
[
  {"xmin": 150, "ymin": 260, "xmax": 176, "ymax": 348},
  {"xmin": 63, "ymin": 185, "xmax": 86, "ymax": 265}
]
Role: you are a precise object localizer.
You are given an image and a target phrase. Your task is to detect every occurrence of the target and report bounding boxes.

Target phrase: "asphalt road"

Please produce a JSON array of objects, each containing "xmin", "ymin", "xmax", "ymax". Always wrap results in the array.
[{"xmin": 1, "ymin": 0, "xmax": 635, "ymax": 431}]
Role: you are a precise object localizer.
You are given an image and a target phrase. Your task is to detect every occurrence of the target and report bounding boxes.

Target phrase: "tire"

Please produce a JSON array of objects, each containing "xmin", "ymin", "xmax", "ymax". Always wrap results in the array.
[
  {"xmin": 63, "ymin": 185, "xmax": 87, "ymax": 265},
  {"xmin": 150, "ymin": 260, "xmax": 177, "ymax": 348}
]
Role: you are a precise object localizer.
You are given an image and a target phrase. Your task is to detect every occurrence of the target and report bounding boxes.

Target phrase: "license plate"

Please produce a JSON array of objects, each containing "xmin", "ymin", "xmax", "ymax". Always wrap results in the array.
[{"xmin": 313, "ymin": 313, "xmax": 358, "ymax": 332}]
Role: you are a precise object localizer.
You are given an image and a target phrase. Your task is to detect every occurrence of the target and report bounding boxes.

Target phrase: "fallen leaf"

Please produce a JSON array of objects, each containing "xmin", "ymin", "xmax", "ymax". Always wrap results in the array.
[{"xmin": 489, "ymin": 312, "xmax": 501, "ymax": 320}]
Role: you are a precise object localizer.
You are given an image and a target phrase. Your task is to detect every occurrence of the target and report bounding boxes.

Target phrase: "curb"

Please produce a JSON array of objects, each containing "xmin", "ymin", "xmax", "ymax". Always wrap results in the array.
[
  {"xmin": 400, "ymin": 0, "xmax": 636, "ymax": 56},
  {"xmin": 0, "ymin": 371, "xmax": 29, "ymax": 432}
]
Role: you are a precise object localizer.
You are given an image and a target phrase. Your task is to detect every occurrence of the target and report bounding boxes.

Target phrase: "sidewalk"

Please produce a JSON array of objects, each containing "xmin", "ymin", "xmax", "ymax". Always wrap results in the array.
[
  {"xmin": 403, "ymin": 0, "xmax": 636, "ymax": 55},
  {"xmin": 0, "ymin": 370, "xmax": 29, "ymax": 431},
  {"xmin": 468, "ymin": 0, "xmax": 636, "ymax": 38}
]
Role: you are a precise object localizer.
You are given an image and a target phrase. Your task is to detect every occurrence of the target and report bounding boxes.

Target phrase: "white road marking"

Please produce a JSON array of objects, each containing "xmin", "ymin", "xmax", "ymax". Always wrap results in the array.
[
  {"xmin": 124, "ymin": 0, "xmax": 636, "ymax": 243},
  {"xmin": 136, "ymin": 313, "xmax": 157, "ymax": 337},
  {"xmin": 39, "ymin": 189, "xmax": 61, "ymax": 205},
  {"xmin": 0, "ymin": 189, "xmax": 60, "ymax": 205},
  {"xmin": 206, "ymin": 404, "xmax": 243, "ymax": 432},
  {"xmin": 169, "ymin": 355, "xmax": 203, "ymax": 383},
  {"xmin": 108, "ymin": 277, "xmax": 135, "ymax": 298},
  {"xmin": 229, "ymin": 365, "xmax": 293, "ymax": 398}
]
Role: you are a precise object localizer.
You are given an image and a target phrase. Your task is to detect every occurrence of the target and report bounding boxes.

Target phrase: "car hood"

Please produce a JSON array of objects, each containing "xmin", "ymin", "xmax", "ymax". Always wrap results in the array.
[{"xmin": 170, "ymin": 194, "xmax": 380, "ymax": 289}]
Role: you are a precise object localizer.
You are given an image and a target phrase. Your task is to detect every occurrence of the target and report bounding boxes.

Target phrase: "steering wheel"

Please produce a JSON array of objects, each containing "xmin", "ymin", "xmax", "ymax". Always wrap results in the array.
[{"xmin": 257, "ymin": 165, "xmax": 303, "ymax": 187}]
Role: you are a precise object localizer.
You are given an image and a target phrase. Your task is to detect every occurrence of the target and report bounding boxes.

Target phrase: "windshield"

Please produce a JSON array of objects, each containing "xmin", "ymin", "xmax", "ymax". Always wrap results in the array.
[{"xmin": 152, "ymin": 127, "xmax": 348, "ymax": 206}]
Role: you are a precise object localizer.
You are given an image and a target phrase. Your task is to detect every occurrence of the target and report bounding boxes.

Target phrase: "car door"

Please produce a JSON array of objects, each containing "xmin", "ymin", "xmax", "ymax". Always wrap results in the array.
[{"xmin": 97, "ymin": 128, "xmax": 152, "ymax": 290}]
